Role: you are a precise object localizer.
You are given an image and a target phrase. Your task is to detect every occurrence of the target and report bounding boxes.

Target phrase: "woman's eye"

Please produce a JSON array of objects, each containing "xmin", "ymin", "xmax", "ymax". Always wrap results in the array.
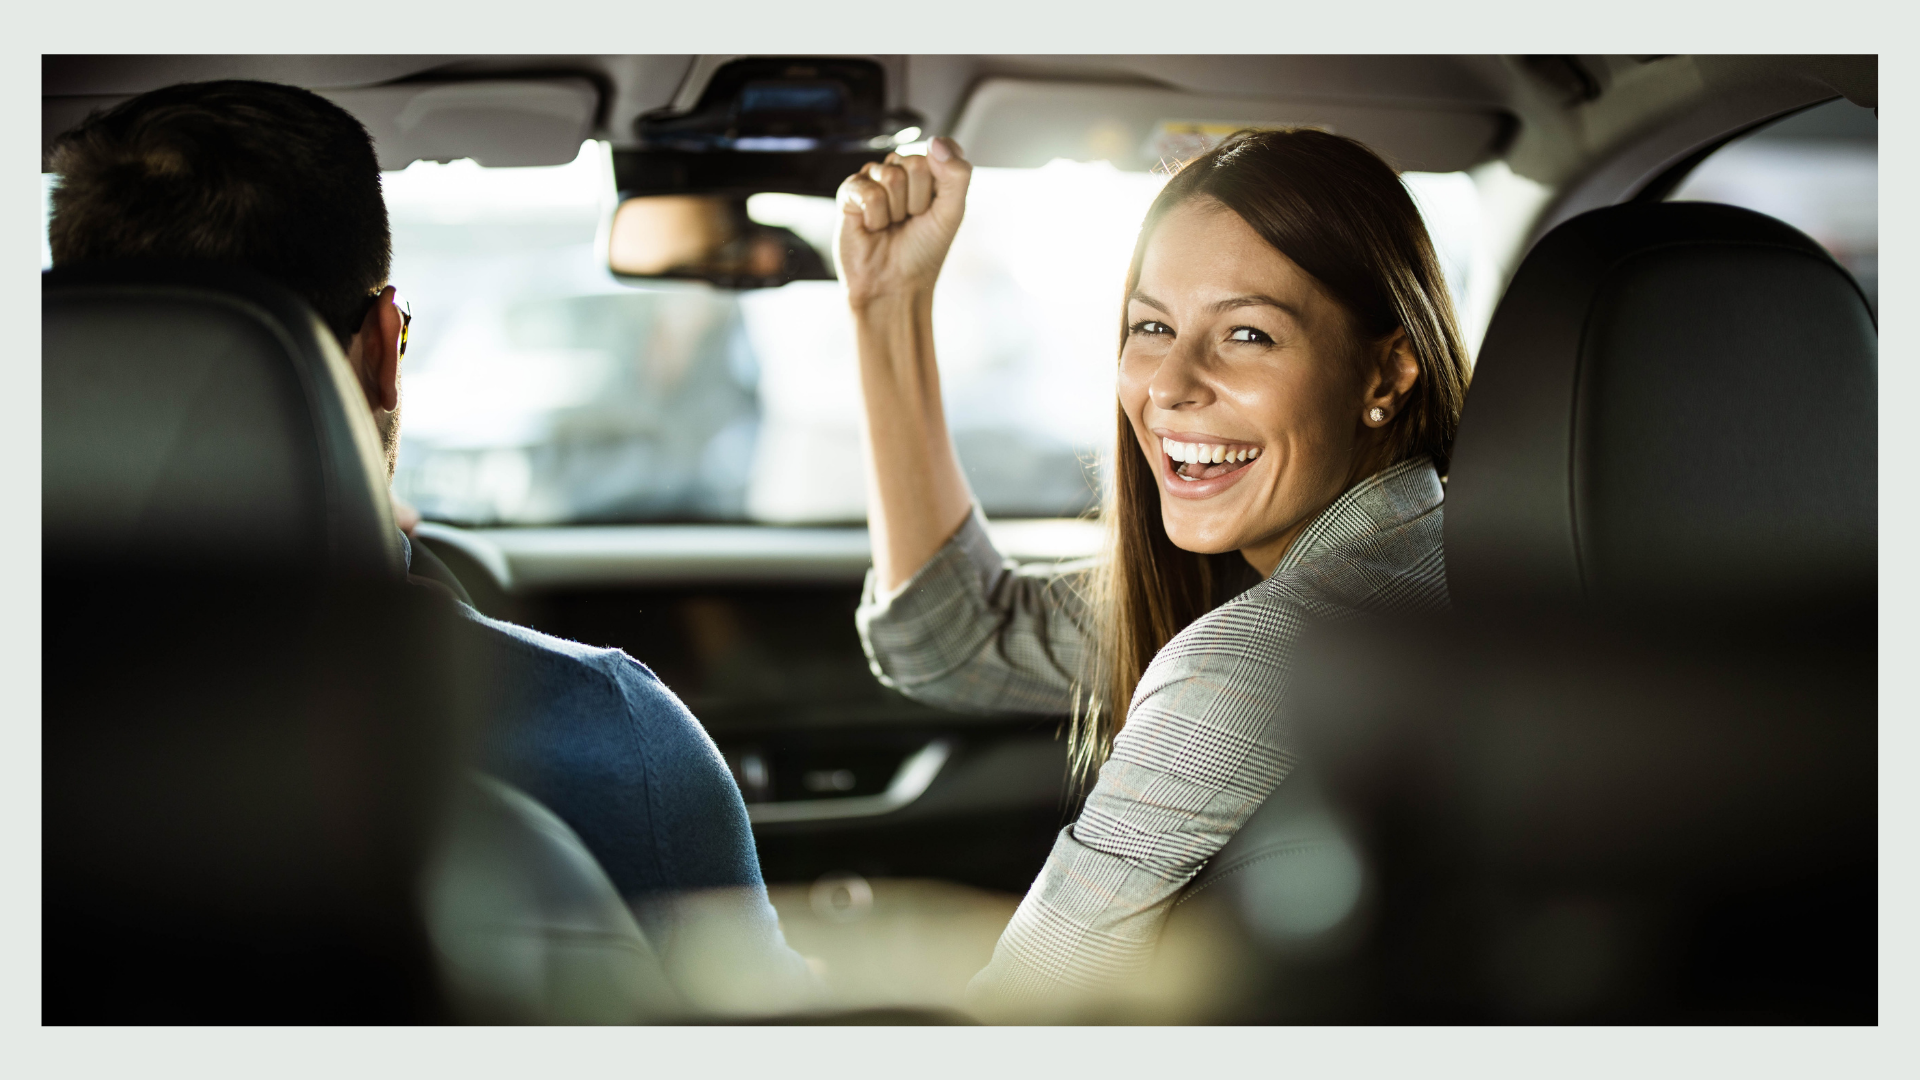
[
  {"xmin": 1227, "ymin": 326, "xmax": 1274, "ymax": 345},
  {"xmin": 1129, "ymin": 320, "xmax": 1173, "ymax": 337}
]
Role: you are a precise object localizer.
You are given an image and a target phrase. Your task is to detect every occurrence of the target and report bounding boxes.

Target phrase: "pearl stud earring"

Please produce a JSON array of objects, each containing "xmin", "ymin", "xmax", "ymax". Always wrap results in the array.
[{"xmin": 1368, "ymin": 407, "xmax": 1388, "ymax": 423}]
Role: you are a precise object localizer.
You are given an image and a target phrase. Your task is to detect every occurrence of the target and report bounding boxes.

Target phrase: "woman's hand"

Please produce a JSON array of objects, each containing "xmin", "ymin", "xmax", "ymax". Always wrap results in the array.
[{"xmin": 836, "ymin": 138, "xmax": 973, "ymax": 309}]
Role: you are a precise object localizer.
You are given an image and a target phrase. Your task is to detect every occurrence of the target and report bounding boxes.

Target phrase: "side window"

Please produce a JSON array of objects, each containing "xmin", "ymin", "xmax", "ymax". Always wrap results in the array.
[{"xmin": 1668, "ymin": 98, "xmax": 1877, "ymax": 313}]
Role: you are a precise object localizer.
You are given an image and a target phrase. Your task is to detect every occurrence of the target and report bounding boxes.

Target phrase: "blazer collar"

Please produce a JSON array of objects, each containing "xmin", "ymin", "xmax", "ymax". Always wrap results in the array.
[{"xmin": 1274, "ymin": 456, "xmax": 1443, "ymax": 577}]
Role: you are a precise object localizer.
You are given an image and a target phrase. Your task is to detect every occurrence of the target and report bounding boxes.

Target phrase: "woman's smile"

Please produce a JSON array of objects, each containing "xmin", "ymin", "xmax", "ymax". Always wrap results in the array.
[{"xmin": 1155, "ymin": 429, "xmax": 1264, "ymax": 499}]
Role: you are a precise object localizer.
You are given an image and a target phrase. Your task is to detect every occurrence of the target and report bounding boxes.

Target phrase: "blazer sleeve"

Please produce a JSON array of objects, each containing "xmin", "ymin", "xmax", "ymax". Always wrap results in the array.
[
  {"xmin": 960, "ymin": 588, "xmax": 1306, "ymax": 1018},
  {"xmin": 854, "ymin": 507, "xmax": 1098, "ymax": 716}
]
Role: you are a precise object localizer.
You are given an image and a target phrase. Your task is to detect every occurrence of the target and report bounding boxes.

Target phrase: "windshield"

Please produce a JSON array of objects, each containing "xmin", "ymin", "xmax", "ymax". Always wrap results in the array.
[
  {"xmin": 384, "ymin": 145, "xmax": 1158, "ymax": 526},
  {"xmin": 42, "ymin": 142, "xmax": 1488, "ymax": 528},
  {"xmin": 382, "ymin": 143, "xmax": 1491, "ymax": 527}
]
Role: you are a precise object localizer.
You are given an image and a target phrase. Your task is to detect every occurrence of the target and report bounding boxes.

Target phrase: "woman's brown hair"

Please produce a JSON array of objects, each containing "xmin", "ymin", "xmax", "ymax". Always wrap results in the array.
[{"xmin": 1067, "ymin": 128, "xmax": 1472, "ymax": 784}]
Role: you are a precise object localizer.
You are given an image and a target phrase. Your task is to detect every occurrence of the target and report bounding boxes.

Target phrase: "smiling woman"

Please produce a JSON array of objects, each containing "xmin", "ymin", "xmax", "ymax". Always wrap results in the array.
[
  {"xmin": 843, "ymin": 129, "xmax": 1468, "ymax": 1018},
  {"xmin": 1120, "ymin": 201, "xmax": 1418, "ymax": 567},
  {"xmin": 1096, "ymin": 129, "xmax": 1471, "ymax": 762}
]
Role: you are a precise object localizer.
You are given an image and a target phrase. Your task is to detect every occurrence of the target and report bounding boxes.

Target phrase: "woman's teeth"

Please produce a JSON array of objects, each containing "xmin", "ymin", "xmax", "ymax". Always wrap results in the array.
[{"xmin": 1161, "ymin": 437, "xmax": 1260, "ymax": 466}]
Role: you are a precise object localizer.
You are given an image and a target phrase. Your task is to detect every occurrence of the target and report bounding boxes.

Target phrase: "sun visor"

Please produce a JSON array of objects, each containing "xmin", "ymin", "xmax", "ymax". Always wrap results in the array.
[
  {"xmin": 950, "ymin": 79, "xmax": 1509, "ymax": 174},
  {"xmin": 42, "ymin": 78, "xmax": 600, "ymax": 172},
  {"xmin": 323, "ymin": 78, "xmax": 600, "ymax": 170}
]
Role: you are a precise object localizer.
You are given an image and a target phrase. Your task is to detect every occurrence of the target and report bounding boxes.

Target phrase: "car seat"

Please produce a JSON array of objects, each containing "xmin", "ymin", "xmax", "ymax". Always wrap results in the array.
[
  {"xmin": 42, "ymin": 262, "xmax": 676, "ymax": 1023},
  {"xmin": 1162, "ymin": 202, "xmax": 1876, "ymax": 1022}
]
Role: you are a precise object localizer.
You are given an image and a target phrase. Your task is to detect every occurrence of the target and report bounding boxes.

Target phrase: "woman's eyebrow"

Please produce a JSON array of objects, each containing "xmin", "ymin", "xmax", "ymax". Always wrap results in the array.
[
  {"xmin": 1126, "ymin": 292, "xmax": 1304, "ymax": 320},
  {"xmin": 1210, "ymin": 294, "xmax": 1303, "ymax": 319}
]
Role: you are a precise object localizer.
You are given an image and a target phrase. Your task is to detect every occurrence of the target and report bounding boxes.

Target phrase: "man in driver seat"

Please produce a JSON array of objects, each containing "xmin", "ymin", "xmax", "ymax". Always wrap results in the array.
[{"xmin": 45, "ymin": 79, "xmax": 811, "ymax": 1013}]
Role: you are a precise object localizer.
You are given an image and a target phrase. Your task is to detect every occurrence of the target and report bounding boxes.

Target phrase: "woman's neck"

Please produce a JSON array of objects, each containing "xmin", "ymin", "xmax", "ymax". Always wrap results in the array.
[{"xmin": 1239, "ymin": 515, "xmax": 1315, "ymax": 578}]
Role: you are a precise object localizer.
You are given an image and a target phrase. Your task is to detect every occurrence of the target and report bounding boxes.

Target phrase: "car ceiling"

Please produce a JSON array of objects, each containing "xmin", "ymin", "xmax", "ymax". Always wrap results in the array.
[{"xmin": 43, "ymin": 53, "xmax": 1874, "ymax": 218}]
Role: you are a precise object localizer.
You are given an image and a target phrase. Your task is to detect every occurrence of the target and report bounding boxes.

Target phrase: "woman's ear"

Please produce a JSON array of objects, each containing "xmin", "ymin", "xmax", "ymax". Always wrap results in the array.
[
  {"xmin": 1360, "ymin": 327, "xmax": 1419, "ymax": 425},
  {"xmin": 347, "ymin": 286, "xmax": 403, "ymax": 413}
]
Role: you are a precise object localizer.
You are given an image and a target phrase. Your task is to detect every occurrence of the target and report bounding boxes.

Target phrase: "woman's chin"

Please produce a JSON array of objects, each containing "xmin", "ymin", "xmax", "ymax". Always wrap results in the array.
[{"xmin": 1160, "ymin": 516, "xmax": 1250, "ymax": 557}]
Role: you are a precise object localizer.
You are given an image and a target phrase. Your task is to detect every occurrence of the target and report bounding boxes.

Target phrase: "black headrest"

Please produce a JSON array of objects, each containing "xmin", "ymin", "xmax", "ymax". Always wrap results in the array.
[
  {"xmin": 1445, "ymin": 203, "xmax": 1876, "ymax": 611},
  {"xmin": 43, "ymin": 261, "xmax": 405, "ymax": 579}
]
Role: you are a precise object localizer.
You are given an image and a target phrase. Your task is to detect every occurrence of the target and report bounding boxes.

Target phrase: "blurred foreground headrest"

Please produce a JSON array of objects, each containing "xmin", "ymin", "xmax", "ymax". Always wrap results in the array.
[{"xmin": 1446, "ymin": 202, "xmax": 1876, "ymax": 611}]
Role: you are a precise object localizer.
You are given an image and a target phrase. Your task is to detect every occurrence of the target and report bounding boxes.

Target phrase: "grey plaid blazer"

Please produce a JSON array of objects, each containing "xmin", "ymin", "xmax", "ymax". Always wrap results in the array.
[{"xmin": 854, "ymin": 457, "xmax": 1448, "ymax": 1013}]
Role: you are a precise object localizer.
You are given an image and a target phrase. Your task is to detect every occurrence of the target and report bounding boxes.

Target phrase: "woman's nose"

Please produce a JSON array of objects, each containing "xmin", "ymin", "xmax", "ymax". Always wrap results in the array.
[{"xmin": 1147, "ymin": 339, "xmax": 1212, "ymax": 412}]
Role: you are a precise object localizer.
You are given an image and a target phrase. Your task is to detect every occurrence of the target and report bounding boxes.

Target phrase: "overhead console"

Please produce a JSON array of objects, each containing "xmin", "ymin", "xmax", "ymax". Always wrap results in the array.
[{"xmin": 613, "ymin": 56, "xmax": 919, "ymax": 200}]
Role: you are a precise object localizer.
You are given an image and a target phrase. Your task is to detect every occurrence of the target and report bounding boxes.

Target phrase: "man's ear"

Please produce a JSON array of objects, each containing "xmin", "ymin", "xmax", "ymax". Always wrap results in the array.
[
  {"xmin": 346, "ymin": 286, "xmax": 403, "ymax": 413},
  {"xmin": 1361, "ymin": 327, "xmax": 1420, "ymax": 422}
]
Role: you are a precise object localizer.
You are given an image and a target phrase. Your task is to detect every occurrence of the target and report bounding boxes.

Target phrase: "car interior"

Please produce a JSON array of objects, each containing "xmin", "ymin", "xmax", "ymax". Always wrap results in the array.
[{"xmin": 41, "ymin": 54, "xmax": 1876, "ymax": 1024}]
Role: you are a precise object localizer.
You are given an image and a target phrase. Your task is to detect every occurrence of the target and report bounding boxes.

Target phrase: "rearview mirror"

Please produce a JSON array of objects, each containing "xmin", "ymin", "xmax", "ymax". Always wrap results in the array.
[{"xmin": 608, "ymin": 194, "xmax": 833, "ymax": 289}]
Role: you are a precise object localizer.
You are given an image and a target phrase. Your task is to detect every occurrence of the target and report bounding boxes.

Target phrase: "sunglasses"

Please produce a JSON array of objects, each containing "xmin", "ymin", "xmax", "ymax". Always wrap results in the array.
[{"xmin": 361, "ymin": 289, "xmax": 413, "ymax": 360}]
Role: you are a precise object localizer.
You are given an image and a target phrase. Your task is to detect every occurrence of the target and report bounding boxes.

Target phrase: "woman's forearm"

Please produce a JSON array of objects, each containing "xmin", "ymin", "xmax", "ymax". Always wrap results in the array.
[{"xmin": 853, "ymin": 290, "xmax": 975, "ymax": 593}]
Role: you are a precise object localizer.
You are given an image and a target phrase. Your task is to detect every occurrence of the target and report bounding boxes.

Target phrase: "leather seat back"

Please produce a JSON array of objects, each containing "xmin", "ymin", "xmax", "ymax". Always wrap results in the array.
[
  {"xmin": 1444, "ymin": 202, "xmax": 1876, "ymax": 610},
  {"xmin": 43, "ymin": 261, "xmax": 404, "ymax": 578},
  {"xmin": 43, "ymin": 261, "xmax": 670, "ymax": 1022}
]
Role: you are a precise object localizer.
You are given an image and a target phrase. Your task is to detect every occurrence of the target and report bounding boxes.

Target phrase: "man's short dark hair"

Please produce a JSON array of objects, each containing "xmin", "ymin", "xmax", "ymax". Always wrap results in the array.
[{"xmin": 48, "ymin": 80, "xmax": 391, "ymax": 350}]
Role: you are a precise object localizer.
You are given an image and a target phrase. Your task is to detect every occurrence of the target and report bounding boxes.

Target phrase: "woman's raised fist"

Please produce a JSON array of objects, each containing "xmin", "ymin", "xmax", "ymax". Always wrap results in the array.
[{"xmin": 836, "ymin": 137, "xmax": 973, "ymax": 308}]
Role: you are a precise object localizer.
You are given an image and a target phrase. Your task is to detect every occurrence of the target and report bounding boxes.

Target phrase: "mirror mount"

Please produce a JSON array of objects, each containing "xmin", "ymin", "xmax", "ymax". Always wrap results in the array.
[
  {"xmin": 631, "ymin": 56, "xmax": 916, "ymax": 159},
  {"xmin": 611, "ymin": 147, "xmax": 885, "ymax": 202},
  {"xmin": 607, "ymin": 57, "xmax": 924, "ymax": 289}
]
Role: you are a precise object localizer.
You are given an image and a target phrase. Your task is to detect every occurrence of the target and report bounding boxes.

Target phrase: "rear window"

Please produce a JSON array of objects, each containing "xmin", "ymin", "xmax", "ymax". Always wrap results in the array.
[{"xmin": 1668, "ymin": 97, "xmax": 1877, "ymax": 312}]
